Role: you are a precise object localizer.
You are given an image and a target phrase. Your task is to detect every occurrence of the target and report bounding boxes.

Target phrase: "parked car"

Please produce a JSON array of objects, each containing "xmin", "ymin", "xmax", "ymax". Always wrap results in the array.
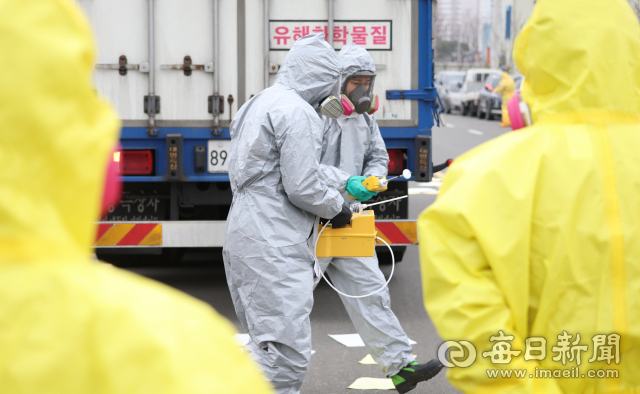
[
  {"xmin": 435, "ymin": 71, "xmax": 465, "ymax": 112},
  {"xmin": 477, "ymin": 73, "xmax": 503, "ymax": 120},
  {"xmin": 513, "ymin": 74, "xmax": 524, "ymax": 90},
  {"xmin": 442, "ymin": 81, "xmax": 464, "ymax": 113},
  {"xmin": 460, "ymin": 68, "xmax": 502, "ymax": 116},
  {"xmin": 477, "ymin": 73, "xmax": 525, "ymax": 120}
]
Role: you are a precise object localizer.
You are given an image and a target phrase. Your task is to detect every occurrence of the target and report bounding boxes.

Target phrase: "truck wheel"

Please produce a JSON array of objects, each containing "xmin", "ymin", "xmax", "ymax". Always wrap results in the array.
[
  {"xmin": 471, "ymin": 104, "xmax": 478, "ymax": 117},
  {"xmin": 377, "ymin": 246, "xmax": 406, "ymax": 265},
  {"xmin": 462, "ymin": 103, "xmax": 469, "ymax": 116}
]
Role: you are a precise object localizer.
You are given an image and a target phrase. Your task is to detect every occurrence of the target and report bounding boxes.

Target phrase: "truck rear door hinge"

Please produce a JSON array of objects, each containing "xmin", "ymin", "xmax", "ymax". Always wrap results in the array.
[
  {"xmin": 95, "ymin": 55, "xmax": 150, "ymax": 76},
  {"xmin": 208, "ymin": 94, "xmax": 224, "ymax": 115},
  {"xmin": 144, "ymin": 95, "xmax": 161, "ymax": 115},
  {"xmin": 160, "ymin": 55, "xmax": 214, "ymax": 76}
]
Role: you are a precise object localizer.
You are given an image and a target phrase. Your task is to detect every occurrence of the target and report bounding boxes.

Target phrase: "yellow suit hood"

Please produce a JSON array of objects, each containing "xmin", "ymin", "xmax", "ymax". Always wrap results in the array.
[
  {"xmin": 420, "ymin": 1, "xmax": 640, "ymax": 393},
  {"xmin": 0, "ymin": 3, "xmax": 275, "ymax": 393},
  {"xmin": 514, "ymin": 0, "xmax": 640, "ymax": 123},
  {"xmin": 0, "ymin": 0, "xmax": 120, "ymax": 263}
]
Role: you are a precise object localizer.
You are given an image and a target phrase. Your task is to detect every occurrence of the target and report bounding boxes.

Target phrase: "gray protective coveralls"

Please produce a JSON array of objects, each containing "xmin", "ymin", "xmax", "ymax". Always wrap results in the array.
[
  {"xmin": 223, "ymin": 34, "xmax": 347, "ymax": 394},
  {"xmin": 316, "ymin": 44, "xmax": 415, "ymax": 377}
]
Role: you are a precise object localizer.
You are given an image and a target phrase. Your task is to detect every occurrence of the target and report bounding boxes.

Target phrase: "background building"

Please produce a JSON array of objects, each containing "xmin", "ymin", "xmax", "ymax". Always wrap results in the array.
[
  {"xmin": 436, "ymin": 0, "xmax": 463, "ymax": 42},
  {"xmin": 489, "ymin": 0, "xmax": 534, "ymax": 71}
]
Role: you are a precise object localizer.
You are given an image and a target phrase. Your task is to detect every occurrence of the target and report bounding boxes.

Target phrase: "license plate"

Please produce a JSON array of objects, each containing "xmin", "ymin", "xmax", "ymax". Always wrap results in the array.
[{"xmin": 207, "ymin": 139, "xmax": 231, "ymax": 173}]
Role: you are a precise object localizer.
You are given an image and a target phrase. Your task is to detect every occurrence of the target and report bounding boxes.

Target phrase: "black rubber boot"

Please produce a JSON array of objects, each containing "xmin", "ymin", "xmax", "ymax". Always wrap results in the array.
[{"xmin": 391, "ymin": 359, "xmax": 444, "ymax": 394}]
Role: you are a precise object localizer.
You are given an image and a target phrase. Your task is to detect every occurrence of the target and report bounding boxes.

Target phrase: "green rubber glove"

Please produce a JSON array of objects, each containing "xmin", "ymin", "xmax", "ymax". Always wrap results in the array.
[{"xmin": 345, "ymin": 176, "xmax": 378, "ymax": 202}]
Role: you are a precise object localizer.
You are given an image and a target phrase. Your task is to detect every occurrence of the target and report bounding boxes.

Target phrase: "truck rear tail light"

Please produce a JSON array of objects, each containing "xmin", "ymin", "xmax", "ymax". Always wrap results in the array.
[
  {"xmin": 118, "ymin": 150, "xmax": 153, "ymax": 175},
  {"xmin": 387, "ymin": 149, "xmax": 404, "ymax": 175}
]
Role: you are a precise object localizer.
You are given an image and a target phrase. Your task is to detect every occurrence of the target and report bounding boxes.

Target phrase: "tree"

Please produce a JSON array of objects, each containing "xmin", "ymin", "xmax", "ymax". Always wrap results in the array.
[
  {"xmin": 461, "ymin": 8, "xmax": 480, "ymax": 57},
  {"xmin": 435, "ymin": 40, "xmax": 459, "ymax": 61}
]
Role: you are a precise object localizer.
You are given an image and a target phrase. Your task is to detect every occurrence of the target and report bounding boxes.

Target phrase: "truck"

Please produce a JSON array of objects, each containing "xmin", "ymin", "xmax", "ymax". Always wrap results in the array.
[{"xmin": 80, "ymin": 0, "xmax": 445, "ymax": 265}]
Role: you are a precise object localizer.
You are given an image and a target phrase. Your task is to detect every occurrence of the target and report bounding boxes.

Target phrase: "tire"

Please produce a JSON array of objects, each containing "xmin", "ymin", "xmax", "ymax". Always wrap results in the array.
[
  {"xmin": 476, "ymin": 101, "xmax": 484, "ymax": 119},
  {"xmin": 461, "ymin": 103, "xmax": 469, "ymax": 116},
  {"xmin": 377, "ymin": 246, "xmax": 406, "ymax": 265},
  {"xmin": 487, "ymin": 111, "xmax": 494, "ymax": 121}
]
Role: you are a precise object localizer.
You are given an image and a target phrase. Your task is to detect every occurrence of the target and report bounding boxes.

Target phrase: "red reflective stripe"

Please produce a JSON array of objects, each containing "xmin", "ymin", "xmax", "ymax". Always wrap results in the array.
[
  {"xmin": 117, "ymin": 224, "xmax": 158, "ymax": 246},
  {"xmin": 95, "ymin": 224, "xmax": 112, "ymax": 242},
  {"xmin": 375, "ymin": 222, "xmax": 413, "ymax": 244}
]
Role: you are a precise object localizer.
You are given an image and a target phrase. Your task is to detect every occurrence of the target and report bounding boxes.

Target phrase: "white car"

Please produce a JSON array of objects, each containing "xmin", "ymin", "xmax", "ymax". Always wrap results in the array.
[
  {"xmin": 442, "ymin": 81, "xmax": 464, "ymax": 113},
  {"xmin": 459, "ymin": 68, "xmax": 502, "ymax": 116}
]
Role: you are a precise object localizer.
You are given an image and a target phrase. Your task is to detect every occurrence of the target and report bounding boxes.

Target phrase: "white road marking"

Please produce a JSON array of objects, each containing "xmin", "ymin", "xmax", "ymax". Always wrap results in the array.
[
  {"xmin": 233, "ymin": 333, "xmax": 251, "ymax": 346},
  {"xmin": 328, "ymin": 334, "xmax": 365, "ymax": 347},
  {"xmin": 468, "ymin": 129, "xmax": 484, "ymax": 135},
  {"xmin": 417, "ymin": 181, "xmax": 442, "ymax": 187},
  {"xmin": 409, "ymin": 188, "xmax": 440, "ymax": 195}
]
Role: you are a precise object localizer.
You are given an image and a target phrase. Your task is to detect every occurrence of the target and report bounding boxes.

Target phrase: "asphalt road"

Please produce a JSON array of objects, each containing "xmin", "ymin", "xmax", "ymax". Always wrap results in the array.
[{"xmin": 128, "ymin": 113, "xmax": 509, "ymax": 394}]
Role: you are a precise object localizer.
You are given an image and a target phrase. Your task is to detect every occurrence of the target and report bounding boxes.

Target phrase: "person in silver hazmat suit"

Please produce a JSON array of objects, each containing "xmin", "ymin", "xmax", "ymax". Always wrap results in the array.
[
  {"xmin": 316, "ymin": 43, "xmax": 444, "ymax": 394},
  {"xmin": 223, "ymin": 33, "xmax": 353, "ymax": 394}
]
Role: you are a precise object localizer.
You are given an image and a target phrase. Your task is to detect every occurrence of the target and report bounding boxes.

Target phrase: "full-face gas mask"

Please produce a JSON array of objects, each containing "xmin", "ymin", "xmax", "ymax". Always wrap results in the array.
[
  {"xmin": 319, "ymin": 70, "xmax": 379, "ymax": 118},
  {"xmin": 341, "ymin": 71, "xmax": 379, "ymax": 116}
]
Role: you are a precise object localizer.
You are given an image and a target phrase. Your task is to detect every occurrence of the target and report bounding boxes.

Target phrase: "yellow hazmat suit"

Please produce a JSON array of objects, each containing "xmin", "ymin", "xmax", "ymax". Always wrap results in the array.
[
  {"xmin": 419, "ymin": 0, "xmax": 640, "ymax": 393},
  {"xmin": 0, "ymin": 2, "xmax": 274, "ymax": 393},
  {"xmin": 494, "ymin": 72, "xmax": 515, "ymax": 127}
]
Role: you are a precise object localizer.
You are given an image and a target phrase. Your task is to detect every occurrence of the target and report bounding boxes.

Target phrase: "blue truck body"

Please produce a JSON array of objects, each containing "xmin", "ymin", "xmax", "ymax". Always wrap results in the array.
[{"xmin": 98, "ymin": 0, "xmax": 440, "ymax": 263}]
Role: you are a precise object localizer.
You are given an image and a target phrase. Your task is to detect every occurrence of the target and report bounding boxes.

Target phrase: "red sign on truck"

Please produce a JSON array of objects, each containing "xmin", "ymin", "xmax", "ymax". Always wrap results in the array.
[{"xmin": 270, "ymin": 20, "xmax": 392, "ymax": 50}]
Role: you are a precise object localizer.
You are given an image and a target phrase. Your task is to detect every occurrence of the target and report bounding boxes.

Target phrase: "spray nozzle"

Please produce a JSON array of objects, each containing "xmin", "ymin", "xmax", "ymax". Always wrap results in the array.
[{"xmin": 379, "ymin": 169, "xmax": 412, "ymax": 188}]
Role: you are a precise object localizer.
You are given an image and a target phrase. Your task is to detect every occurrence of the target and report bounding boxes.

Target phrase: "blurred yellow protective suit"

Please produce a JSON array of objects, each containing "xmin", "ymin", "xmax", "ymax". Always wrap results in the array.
[
  {"xmin": 494, "ymin": 72, "xmax": 515, "ymax": 127},
  {"xmin": 419, "ymin": 0, "xmax": 640, "ymax": 393},
  {"xmin": 0, "ymin": 1, "xmax": 274, "ymax": 394}
]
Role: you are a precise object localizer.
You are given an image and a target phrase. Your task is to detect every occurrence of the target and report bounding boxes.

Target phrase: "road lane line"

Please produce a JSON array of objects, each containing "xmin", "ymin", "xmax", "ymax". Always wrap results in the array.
[
  {"xmin": 468, "ymin": 129, "xmax": 484, "ymax": 135},
  {"xmin": 409, "ymin": 188, "xmax": 439, "ymax": 195},
  {"xmin": 417, "ymin": 181, "xmax": 442, "ymax": 187}
]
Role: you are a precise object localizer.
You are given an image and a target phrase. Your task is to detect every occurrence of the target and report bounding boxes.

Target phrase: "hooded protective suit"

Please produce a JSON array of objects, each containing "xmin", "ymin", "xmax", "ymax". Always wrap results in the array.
[
  {"xmin": 0, "ymin": 2, "xmax": 274, "ymax": 394},
  {"xmin": 494, "ymin": 72, "xmax": 515, "ymax": 126},
  {"xmin": 223, "ymin": 34, "xmax": 346, "ymax": 394},
  {"xmin": 316, "ymin": 44, "xmax": 414, "ymax": 377},
  {"xmin": 419, "ymin": 0, "xmax": 640, "ymax": 392}
]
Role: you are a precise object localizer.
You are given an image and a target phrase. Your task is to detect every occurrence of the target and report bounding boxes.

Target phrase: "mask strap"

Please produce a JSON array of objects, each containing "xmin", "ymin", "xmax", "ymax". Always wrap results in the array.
[{"xmin": 367, "ymin": 94, "xmax": 379, "ymax": 115}]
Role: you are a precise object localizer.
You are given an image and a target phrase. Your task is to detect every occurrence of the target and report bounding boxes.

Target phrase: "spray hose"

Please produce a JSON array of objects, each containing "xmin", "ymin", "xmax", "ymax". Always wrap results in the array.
[
  {"xmin": 312, "ymin": 195, "xmax": 409, "ymax": 299},
  {"xmin": 313, "ymin": 170, "xmax": 413, "ymax": 298}
]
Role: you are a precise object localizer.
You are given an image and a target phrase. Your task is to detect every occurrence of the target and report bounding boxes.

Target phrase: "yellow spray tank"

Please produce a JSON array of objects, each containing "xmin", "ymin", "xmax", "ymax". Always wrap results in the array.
[
  {"xmin": 313, "ymin": 170, "xmax": 412, "ymax": 298},
  {"xmin": 316, "ymin": 210, "xmax": 377, "ymax": 258},
  {"xmin": 315, "ymin": 194, "xmax": 410, "ymax": 258},
  {"xmin": 313, "ymin": 194, "xmax": 409, "ymax": 298}
]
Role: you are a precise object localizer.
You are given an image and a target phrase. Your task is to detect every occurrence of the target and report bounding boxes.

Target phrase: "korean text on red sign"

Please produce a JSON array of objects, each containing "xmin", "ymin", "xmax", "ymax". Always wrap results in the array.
[{"xmin": 270, "ymin": 21, "xmax": 392, "ymax": 50}]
